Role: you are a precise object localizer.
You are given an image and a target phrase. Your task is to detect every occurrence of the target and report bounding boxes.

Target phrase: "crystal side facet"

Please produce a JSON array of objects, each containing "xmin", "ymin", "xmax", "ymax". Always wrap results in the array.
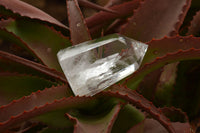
[{"xmin": 57, "ymin": 34, "xmax": 148, "ymax": 96}]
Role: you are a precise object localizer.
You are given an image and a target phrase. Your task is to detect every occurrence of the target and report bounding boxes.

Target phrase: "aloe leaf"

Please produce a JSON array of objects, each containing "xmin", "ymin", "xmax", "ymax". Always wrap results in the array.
[
  {"xmin": 104, "ymin": 0, "xmax": 124, "ymax": 7},
  {"xmin": 0, "ymin": 27, "xmax": 43, "ymax": 63},
  {"xmin": 137, "ymin": 36, "xmax": 198, "ymax": 101},
  {"xmin": 0, "ymin": 0, "xmax": 68, "ymax": 30},
  {"xmin": 128, "ymin": 118, "xmax": 191, "ymax": 133},
  {"xmin": 154, "ymin": 63, "xmax": 179, "ymax": 100},
  {"xmin": 137, "ymin": 68, "xmax": 163, "ymax": 100},
  {"xmin": 144, "ymin": 63, "xmax": 179, "ymax": 107},
  {"xmin": 126, "ymin": 48, "xmax": 200, "ymax": 90},
  {"xmin": 124, "ymin": 36, "xmax": 200, "ymax": 89},
  {"xmin": 159, "ymin": 107, "xmax": 189, "ymax": 123},
  {"xmin": 66, "ymin": 104, "xmax": 121, "ymax": 133},
  {"xmin": 127, "ymin": 120, "xmax": 144, "ymax": 133},
  {"xmin": 0, "ymin": 19, "xmax": 71, "ymax": 71},
  {"xmin": 34, "ymin": 109, "xmax": 74, "ymax": 129},
  {"xmin": 86, "ymin": 0, "xmax": 140, "ymax": 28},
  {"xmin": 143, "ymin": 36, "xmax": 200, "ymax": 64},
  {"xmin": 171, "ymin": 60, "xmax": 200, "ymax": 119},
  {"xmin": 0, "ymin": 85, "xmax": 75, "ymax": 131},
  {"xmin": 111, "ymin": 104, "xmax": 145, "ymax": 133},
  {"xmin": 188, "ymin": 10, "xmax": 200, "ymax": 36},
  {"xmin": 40, "ymin": 127, "xmax": 73, "ymax": 133},
  {"xmin": 0, "ymin": 72, "xmax": 56, "ymax": 105},
  {"xmin": 102, "ymin": 85, "xmax": 176, "ymax": 133},
  {"xmin": 0, "ymin": 50, "xmax": 67, "ymax": 83},
  {"xmin": 86, "ymin": 0, "xmax": 140, "ymax": 34},
  {"xmin": 34, "ymin": 96, "xmax": 102, "ymax": 128},
  {"xmin": 119, "ymin": 0, "xmax": 190, "ymax": 105},
  {"xmin": 67, "ymin": 0, "xmax": 91, "ymax": 45},
  {"xmin": 120, "ymin": 0, "xmax": 191, "ymax": 42},
  {"xmin": 9, "ymin": 121, "xmax": 47, "ymax": 133},
  {"xmin": 0, "ymin": 96, "xmax": 95, "ymax": 132},
  {"xmin": 78, "ymin": 0, "xmax": 117, "ymax": 14}
]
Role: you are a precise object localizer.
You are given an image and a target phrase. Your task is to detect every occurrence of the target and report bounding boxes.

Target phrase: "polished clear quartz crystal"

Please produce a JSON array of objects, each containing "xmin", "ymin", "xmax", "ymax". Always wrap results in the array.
[{"xmin": 57, "ymin": 34, "xmax": 148, "ymax": 96}]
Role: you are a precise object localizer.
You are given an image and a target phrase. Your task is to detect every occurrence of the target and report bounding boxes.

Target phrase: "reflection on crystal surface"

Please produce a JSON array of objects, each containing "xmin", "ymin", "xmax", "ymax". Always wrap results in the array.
[{"xmin": 57, "ymin": 34, "xmax": 148, "ymax": 96}]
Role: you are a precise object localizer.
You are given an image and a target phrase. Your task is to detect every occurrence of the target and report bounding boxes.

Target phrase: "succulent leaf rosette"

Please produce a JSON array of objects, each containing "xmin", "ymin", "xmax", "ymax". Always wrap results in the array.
[{"xmin": 0, "ymin": 0, "xmax": 199, "ymax": 132}]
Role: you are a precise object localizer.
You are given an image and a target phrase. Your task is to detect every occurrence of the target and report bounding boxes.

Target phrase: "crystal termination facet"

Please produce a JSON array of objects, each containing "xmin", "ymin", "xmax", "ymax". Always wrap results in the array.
[{"xmin": 57, "ymin": 34, "xmax": 148, "ymax": 96}]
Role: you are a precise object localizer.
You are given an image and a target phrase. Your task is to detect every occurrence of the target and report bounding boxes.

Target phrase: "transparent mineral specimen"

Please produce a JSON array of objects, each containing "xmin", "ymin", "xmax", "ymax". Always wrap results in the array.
[{"xmin": 57, "ymin": 34, "xmax": 148, "ymax": 96}]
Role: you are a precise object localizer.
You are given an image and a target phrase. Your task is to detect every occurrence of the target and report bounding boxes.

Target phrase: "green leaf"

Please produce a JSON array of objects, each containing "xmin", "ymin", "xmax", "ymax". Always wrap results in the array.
[
  {"xmin": 40, "ymin": 127, "xmax": 73, "ymax": 133},
  {"xmin": 0, "ymin": 28, "xmax": 42, "ymax": 62},
  {"xmin": 0, "ymin": 72, "xmax": 56, "ymax": 105},
  {"xmin": 159, "ymin": 107, "xmax": 188, "ymax": 123},
  {"xmin": 124, "ymin": 36, "xmax": 200, "ymax": 90},
  {"xmin": 0, "ymin": 50, "xmax": 67, "ymax": 83},
  {"xmin": 0, "ymin": 19, "xmax": 71, "ymax": 71},
  {"xmin": 66, "ymin": 103, "xmax": 121, "ymax": 133},
  {"xmin": 34, "ymin": 109, "xmax": 73, "ymax": 128},
  {"xmin": 103, "ymin": 85, "xmax": 175, "ymax": 133},
  {"xmin": 0, "ymin": 95, "xmax": 95, "ymax": 131},
  {"xmin": 34, "ymin": 96, "xmax": 100, "ymax": 128},
  {"xmin": 172, "ymin": 60, "xmax": 200, "ymax": 119},
  {"xmin": 152, "ymin": 63, "xmax": 179, "ymax": 106},
  {"xmin": 111, "ymin": 104, "xmax": 145, "ymax": 133},
  {"xmin": 0, "ymin": 84, "xmax": 73, "ymax": 130}
]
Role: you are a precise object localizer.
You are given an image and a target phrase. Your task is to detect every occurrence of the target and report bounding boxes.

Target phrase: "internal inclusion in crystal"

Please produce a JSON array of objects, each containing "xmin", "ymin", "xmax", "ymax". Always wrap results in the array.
[{"xmin": 57, "ymin": 34, "xmax": 148, "ymax": 96}]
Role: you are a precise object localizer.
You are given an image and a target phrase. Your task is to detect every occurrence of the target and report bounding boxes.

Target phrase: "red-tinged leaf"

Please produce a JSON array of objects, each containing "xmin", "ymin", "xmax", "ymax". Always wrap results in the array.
[
  {"xmin": 34, "ymin": 96, "xmax": 99, "ymax": 128},
  {"xmin": 137, "ymin": 68, "xmax": 163, "ymax": 100},
  {"xmin": 39, "ymin": 127, "xmax": 73, "ymax": 133},
  {"xmin": 0, "ymin": 85, "xmax": 73, "ymax": 129},
  {"xmin": 105, "ymin": 19, "xmax": 127, "ymax": 34},
  {"xmin": 172, "ymin": 122, "xmax": 192, "ymax": 133},
  {"xmin": 137, "ymin": 36, "xmax": 200, "ymax": 103},
  {"xmin": 0, "ymin": 19, "xmax": 71, "ymax": 71},
  {"xmin": 0, "ymin": 50, "xmax": 67, "ymax": 83},
  {"xmin": 143, "ymin": 36, "xmax": 200, "ymax": 65},
  {"xmin": 159, "ymin": 107, "xmax": 189, "ymax": 123},
  {"xmin": 127, "ymin": 120, "xmax": 144, "ymax": 133},
  {"xmin": 120, "ymin": 0, "xmax": 191, "ymax": 42},
  {"xmin": 0, "ymin": 0, "xmax": 68, "ymax": 30},
  {"xmin": 95, "ymin": 0, "xmax": 109, "ymax": 6},
  {"xmin": 157, "ymin": 63, "xmax": 179, "ymax": 91},
  {"xmin": 5, "ymin": 121, "xmax": 47, "ymax": 133},
  {"xmin": 188, "ymin": 10, "xmax": 200, "ymax": 36},
  {"xmin": 78, "ymin": 0, "xmax": 117, "ymax": 14},
  {"xmin": 171, "ymin": 60, "xmax": 200, "ymax": 119},
  {"xmin": 104, "ymin": 0, "xmax": 124, "ymax": 7},
  {"xmin": 151, "ymin": 63, "xmax": 179, "ymax": 106},
  {"xmin": 0, "ymin": 27, "xmax": 44, "ymax": 64},
  {"xmin": 0, "ymin": 72, "xmax": 56, "ymax": 105},
  {"xmin": 67, "ymin": 0, "xmax": 91, "ymax": 45},
  {"xmin": 123, "ymin": 36, "xmax": 200, "ymax": 89},
  {"xmin": 138, "ymin": 41, "xmax": 179, "ymax": 103},
  {"xmin": 111, "ymin": 104, "xmax": 145, "ymax": 133},
  {"xmin": 125, "ymin": 48, "xmax": 200, "ymax": 90},
  {"xmin": 0, "ymin": 95, "xmax": 94, "ymax": 131},
  {"xmin": 85, "ymin": 0, "xmax": 140, "ymax": 31},
  {"xmin": 66, "ymin": 104, "xmax": 121, "ymax": 133},
  {"xmin": 102, "ymin": 85, "xmax": 176, "ymax": 133},
  {"xmin": 33, "ymin": 109, "xmax": 74, "ymax": 128},
  {"xmin": 128, "ymin": 119, "xmax": 191, "ymax": 133},
  {"xmin": 141, "ymin": 62, "xmax": 178, "ymax": 106}
]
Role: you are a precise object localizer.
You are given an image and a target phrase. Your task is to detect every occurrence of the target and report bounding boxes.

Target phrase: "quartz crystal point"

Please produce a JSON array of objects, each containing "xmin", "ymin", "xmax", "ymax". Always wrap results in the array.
[{"xmin": 57, "ymin": 34, "xmax": 148, "ymax": 96}]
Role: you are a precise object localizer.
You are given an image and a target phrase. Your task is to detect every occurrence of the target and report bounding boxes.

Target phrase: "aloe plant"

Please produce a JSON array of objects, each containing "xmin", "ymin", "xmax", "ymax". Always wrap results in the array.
[{"xmin": 0, "ymin": 0, "xmax": 200, "ymax": 132}]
